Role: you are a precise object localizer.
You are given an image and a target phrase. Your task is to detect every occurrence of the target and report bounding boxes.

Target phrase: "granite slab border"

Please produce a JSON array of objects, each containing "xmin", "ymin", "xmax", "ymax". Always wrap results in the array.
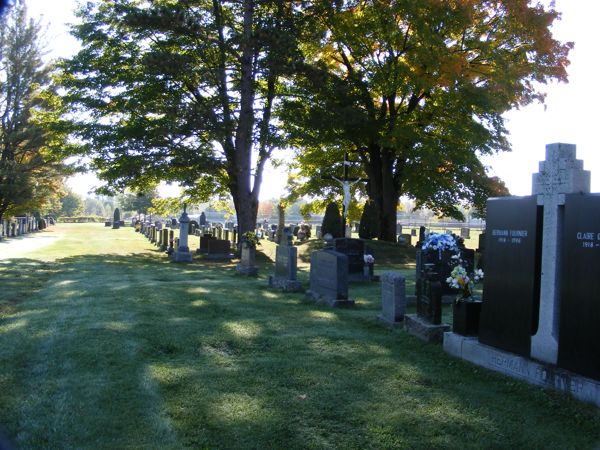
[{"xmin": 443, "ymin": 332, "xmax": 600, "ymax": 408}]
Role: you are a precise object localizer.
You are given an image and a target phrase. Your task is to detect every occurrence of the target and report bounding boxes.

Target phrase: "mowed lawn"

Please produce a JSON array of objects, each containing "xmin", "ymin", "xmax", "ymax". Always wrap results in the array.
[{"xmin": 0, "ymin": 224, "xmax": 599, "ymax": 449}]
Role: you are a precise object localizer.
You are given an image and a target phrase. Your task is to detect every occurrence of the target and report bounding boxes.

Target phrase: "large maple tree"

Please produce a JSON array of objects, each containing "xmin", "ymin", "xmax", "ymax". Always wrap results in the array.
[{"xmin": 280, "ymin": 0, "xmax": 572, "ymax": 241}]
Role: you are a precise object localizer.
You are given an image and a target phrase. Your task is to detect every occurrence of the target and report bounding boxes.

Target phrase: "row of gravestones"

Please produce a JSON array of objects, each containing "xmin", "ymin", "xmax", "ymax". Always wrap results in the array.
[
  {"xmin": 0, "ymin": 216, "xmax": 42, "ymax": 241},
  {"xmin": 137, "ymin": 212, "xmax": 236, "ymax": 262}
]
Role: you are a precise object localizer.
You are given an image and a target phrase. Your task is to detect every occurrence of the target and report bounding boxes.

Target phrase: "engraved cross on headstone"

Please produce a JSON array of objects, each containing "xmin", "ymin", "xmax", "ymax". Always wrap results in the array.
[{"xmin": 531, "ymin": 143, "xmax": 590, "ymax": 364}]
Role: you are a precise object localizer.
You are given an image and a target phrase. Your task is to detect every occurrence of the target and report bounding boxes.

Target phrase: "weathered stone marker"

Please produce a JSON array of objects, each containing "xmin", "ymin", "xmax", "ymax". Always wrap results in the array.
[
  {"xmin": 377, "ymin": 272, "xmax": 406, "ymax": 326},
  {"xmin": 269, "ymin": 241, "xmax": 302, "ymax": 292},
  {"xmin": 236, "ymin": 243, "xmax": 258, "ymax": 276},
  {"xmin": 531, "ymin": 143, "xmax": 590, "ymax": 364}
]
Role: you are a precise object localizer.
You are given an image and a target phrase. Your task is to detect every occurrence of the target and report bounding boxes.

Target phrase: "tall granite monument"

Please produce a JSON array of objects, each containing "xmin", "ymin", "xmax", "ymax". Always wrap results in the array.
[
  {"xmin": 530, "ymin": 143, "xmax": 590, "ymax": 364},
  {"xmin": 444, "ymin": 143, "xmax": 600, "ymax": 408}
]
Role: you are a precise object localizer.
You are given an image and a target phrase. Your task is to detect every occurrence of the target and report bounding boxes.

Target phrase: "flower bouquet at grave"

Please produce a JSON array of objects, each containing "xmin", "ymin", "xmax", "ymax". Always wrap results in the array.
[
  {"xmin": 421, "ymin": 232, "xmax": 459, "ymax": 255},
  {"xmin": 446, "ymin": 255, "xmax": 484, "ymax": 303},
  {"xmin": 241, "ymin": 231, "xmax": 261, "ymax": 249},
  {"xmin": 363, "ymin": 253, "xmax": 375, "ymax": 278}
]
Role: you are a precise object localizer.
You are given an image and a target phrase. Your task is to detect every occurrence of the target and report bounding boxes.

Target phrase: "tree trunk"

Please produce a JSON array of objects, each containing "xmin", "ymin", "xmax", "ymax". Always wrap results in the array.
[
  {"xmin": 229, "ymin": 0, "xmax": 258, "ymax": 238},
  {"xmin": 364, "ymin": 146, "xmax": 400, "ymax": 242},
  {"xmin": 276, "ymin": 202, "xmax": 285, "ymax": 244},
  {"xmin": 232, "ymin": 188, "xmax": 258, "ymax": 238}
]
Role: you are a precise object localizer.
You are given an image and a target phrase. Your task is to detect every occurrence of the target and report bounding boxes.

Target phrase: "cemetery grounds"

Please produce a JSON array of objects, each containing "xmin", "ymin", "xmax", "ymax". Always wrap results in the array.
[{"xmin": 0, "ymin": 223, "xmax": 599, "ymax": 449}]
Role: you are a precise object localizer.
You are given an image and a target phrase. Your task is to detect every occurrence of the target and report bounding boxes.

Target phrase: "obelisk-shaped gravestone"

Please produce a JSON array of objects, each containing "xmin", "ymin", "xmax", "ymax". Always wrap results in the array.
[{"xmin": 531, "ymin": 143, "xmax": 590, "ymax": 364}]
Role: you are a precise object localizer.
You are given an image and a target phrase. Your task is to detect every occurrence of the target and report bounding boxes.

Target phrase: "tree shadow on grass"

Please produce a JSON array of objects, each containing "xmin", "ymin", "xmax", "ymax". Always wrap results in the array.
[{"xmin": 0, "ymin": 253, "xmax": 599, "ymax": 449}]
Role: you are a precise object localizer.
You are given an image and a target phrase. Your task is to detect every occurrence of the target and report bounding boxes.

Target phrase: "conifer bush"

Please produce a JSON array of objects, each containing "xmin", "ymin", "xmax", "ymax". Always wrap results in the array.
[
  {"xmin": 359, "ymin": 200, "xmax": 379, "ymax": 239},
  {"xmin": 321, "ymin": 202, "xmax": 343, "ymax": 239},
  {"xmin": 112, "ymin": 208, "xmax": 121, "ymax": 229}
]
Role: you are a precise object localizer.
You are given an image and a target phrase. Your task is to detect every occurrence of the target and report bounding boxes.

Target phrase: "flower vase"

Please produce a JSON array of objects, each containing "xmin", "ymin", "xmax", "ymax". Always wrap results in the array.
[{"xmin": 452, "ymin": 299, "xmax": 482, "ymax": 336}]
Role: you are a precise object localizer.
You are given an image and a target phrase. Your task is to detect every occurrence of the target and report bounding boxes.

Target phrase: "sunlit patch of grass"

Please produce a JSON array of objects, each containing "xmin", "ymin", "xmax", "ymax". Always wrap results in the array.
[
  {"xmin": 308, "ymin": 310, "xmax": 338, "ymax": 321},
  {"xmin": 187, "ymin": 286, "xmax": 210, "ymax": 294},
  {"xmin": 222, "ymin": 320, "xmax": 262, "ymax": 339}
]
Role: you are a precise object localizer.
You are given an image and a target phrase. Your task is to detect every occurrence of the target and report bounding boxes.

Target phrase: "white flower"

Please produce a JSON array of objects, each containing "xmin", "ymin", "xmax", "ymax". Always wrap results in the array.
[{"xmin": 363, "ymin": 254, "xmax": 375, "ymax": 264}]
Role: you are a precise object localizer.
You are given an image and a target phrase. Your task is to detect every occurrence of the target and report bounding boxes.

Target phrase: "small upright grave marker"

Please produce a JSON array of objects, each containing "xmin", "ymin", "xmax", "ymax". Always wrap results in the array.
[
  {"xmin": 377, "ymin": 272, "xmax": 406, "ymax": 327},
  {"xmin": 269, "ymin": 239, "xmax": 302, "ymax": 292}
]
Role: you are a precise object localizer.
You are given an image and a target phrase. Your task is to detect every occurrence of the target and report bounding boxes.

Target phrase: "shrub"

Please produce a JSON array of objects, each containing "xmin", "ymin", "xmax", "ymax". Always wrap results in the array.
[
  {"xmin": 321, "ymin": 202, "xmax": 343, "ymax": 239},
  {"xmin": 112, "ymin": 208, "xmax": 121, "ymax": 229},
  {"xmin": 59, "ymin": 216, "xmax": 106, "ymax": 223},
  {"xmin": 358, "ymin": 200, "xmax": 379, "ymax": 239}
]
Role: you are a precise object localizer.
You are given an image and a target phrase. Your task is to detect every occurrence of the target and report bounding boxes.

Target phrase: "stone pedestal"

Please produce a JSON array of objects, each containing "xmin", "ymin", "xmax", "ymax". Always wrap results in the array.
[
  {"xmin": 444, "ymin": 332, "xmax": 600, "ymax": 408},
  {"xmin": 236, "ymin": 244, "xmax": 258, "ymax": 276},
  {"xmin": 404, "ymin": 314, "xmax": 449, "ymax": 344}
]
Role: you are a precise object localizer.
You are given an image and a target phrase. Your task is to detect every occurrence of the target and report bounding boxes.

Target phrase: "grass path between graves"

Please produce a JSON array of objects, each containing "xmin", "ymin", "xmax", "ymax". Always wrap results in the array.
[{"xmin": 0, "ymin": 223, "xmax": 599, "ymax": 449}]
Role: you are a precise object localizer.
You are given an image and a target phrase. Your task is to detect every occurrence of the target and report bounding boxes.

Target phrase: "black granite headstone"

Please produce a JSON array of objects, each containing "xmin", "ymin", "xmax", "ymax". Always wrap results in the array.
[
  {"xmin": 198, "ymin": 234, "xmax": 215, "ymax": 254},
  {"xmin": 558, "ymin": 194, "xmax": 600, "ymax": 381},
  {"xmin": 479, "ymin": 196, "xmax": 542, "ymax": 357},
  {"xmin": 207, "ymin": 239, "xmax": 231, "ymax": 258},
  {"xmin": 334, "ymin": 238, "xmax": 368, "ymax": 280},
  {"xmin": 416, "ymin": 265, "xmax": 442, "ymax": 325}
]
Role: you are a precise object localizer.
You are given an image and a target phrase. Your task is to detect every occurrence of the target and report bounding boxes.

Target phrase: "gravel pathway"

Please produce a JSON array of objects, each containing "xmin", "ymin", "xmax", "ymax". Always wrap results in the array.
[{"xmin": 0, "ymin": 229, "xmax": 63, "ymax": 260}]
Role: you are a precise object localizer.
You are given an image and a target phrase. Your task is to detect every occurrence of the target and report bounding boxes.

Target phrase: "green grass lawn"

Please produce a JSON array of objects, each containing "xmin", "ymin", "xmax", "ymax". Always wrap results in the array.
[{"xmin": 1, "ymin": 223, "xmax": 599, "ymax": 449}]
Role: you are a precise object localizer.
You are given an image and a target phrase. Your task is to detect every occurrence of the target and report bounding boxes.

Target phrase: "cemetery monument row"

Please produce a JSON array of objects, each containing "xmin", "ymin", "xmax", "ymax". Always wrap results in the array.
[{"xmin": 444, "ymin": 143, "xmax": 600, "ymax": 408}]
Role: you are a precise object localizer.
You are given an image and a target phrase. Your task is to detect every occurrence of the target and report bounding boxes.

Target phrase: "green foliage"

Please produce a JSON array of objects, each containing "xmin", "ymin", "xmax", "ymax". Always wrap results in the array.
[
  {"xmin": 280, "ymin": 0, "xmax": 571, "ymax": 240},
  {"xmin": 57, "ymin": 0, "xmax": 305, "ymax": 233},
  {"xmin": 148, "ymin": 197, "xmax": 181, "ymax": 218},
  {"xmin": 358, "ymin": 200, "xmax": 379, "ymax": 240},
  {"xmin": 241, "ymin": 231, "xmax": 261, "ymax": 249},
  {"xmin": 117, "ymin": 190, "xmax": 157, "ymax": 215},
  {"xmin": 83, "ymin": 196, "xmax": 115, "ymax": 217},
  {"xmin": 321, "ymin": 202, "xmax": 343, "ymax": 239},
  {"xmin": 59, "ymin": 216, "xmax": 106, "ymax": 223},
  {"xmin": 0, "ymin": 1, "xmax": 71, "ymax": 221},
  {"xmin": 59, "ymin": 190, "xmax": 84, "ymax": 217}
]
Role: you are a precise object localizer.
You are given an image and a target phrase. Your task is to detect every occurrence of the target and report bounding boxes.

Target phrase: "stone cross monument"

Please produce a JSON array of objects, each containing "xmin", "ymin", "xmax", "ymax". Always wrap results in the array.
[
  {"xmin": 173, "ymin": 204, "xmax": 193, "ymax": 262},
  {"xmin": 531, "ymin": 143, "xmax": 590, "ymax": 364}
]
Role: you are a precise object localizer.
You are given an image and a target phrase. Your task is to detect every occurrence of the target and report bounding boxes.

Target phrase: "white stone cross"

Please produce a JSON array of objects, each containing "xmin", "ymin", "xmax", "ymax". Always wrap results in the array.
[{"xmin": 531, "ymin": 143, "xmax": 590, "ymax": 364}]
